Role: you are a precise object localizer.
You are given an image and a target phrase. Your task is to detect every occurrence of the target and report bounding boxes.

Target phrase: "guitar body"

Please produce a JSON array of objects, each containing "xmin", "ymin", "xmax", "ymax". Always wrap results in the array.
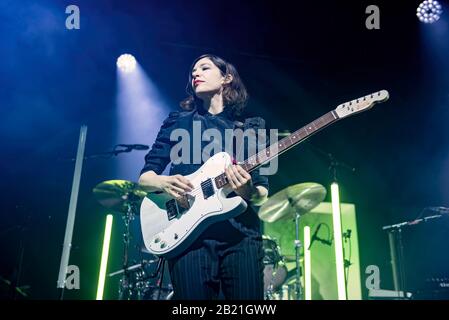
[{"xmin": 140, "ymin": 152, "xmax": 248, "ymax": 258}]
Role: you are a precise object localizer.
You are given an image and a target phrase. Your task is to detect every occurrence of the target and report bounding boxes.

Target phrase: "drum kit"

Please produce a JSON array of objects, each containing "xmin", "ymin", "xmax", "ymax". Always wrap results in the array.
[
  {"xmin": 93, "ymin": 180, "xmax": 173, "ymax": 300},
  {"xmin": 259, "ymin": 182, "xmax": 327, "ymax": 300},
  {"xmin": 93, "ymin": 180, "xmax": 326, "ymax": 300}
]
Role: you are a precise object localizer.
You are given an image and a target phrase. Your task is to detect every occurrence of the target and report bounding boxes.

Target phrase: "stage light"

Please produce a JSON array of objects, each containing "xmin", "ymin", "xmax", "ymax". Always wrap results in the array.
[
  {"xmin": 303, "ymin": 226, "xmax": 312, "ymax": 300},
  {"xmin": 116, "ymin": 56, "xmax": 171, "ymax": 179},
  {"xmin": 96, "ymin": 214, "xmax": 113, "ymax": 300},
  {"xmin": 417, "ymin": 0, "xmax": 443, "ymax": 24},
  {"xmin": 331, "ymin": 182, "xmax": 347, "ymax": 300},
  {"xmin": 116, "ymin": 54, "xmax": 137, "ymax": 73}
]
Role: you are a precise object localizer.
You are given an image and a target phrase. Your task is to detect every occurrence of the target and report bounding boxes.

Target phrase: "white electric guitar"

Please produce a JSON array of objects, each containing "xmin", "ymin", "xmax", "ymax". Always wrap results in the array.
[{"xmin": 140, "ymin": 90, "xmax": 389, "ymax": 257}]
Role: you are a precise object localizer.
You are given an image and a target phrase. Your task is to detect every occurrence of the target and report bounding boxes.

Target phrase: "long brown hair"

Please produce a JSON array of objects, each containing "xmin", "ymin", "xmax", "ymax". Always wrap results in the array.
[{"xmin": 180, "ymin": 54, "xmax": 249, "ymax": 118}]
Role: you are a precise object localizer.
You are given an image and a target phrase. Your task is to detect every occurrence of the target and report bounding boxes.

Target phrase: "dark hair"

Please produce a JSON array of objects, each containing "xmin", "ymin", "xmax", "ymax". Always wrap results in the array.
[{"xmin": 180, "ymin": 54, "xmax": 248, "ymax": 118}]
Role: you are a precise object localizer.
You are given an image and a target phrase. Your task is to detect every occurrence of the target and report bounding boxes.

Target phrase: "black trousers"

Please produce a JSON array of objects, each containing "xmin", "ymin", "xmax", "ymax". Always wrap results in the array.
[{"xmin": 167, "ymin": 235, "xmax": 264, "ymax": 300}]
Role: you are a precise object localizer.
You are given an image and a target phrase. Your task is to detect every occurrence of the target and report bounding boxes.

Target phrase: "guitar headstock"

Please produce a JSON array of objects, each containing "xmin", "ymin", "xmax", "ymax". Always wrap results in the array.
[{"xmin": 334, "ymin": 90, "xmax": 389, "ymax": 119}]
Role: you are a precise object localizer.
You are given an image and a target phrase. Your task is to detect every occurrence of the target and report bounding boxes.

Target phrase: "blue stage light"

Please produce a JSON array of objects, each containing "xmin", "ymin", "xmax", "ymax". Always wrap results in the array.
[
  {"xmin": 116, "ymin": 54, "xmax": 137, "ymax": 73},
  {"xmin": 417, "ymin": 0, "xmax": 443, "ymax": 24}
]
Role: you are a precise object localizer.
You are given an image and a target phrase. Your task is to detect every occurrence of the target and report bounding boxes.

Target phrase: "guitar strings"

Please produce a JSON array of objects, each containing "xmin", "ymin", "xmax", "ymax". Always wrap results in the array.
[{"xmin": 175, "ymin": 178, "xmax": 229, "ymax": 198}]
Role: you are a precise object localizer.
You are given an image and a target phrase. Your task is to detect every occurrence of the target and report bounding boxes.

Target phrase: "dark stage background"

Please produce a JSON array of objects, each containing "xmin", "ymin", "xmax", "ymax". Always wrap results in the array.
[{"xmin": 1, "ymin": 0, "xmax": 448, "ymax": 299}]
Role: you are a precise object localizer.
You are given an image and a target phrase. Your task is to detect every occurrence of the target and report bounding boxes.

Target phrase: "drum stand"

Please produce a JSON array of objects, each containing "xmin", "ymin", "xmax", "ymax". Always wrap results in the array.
[
  {"xmin": 115, "ymin": 200, "xmax": 169, "ymax": 300},
  {"xmin": 118, "ymin": 202, "xmax": 135, "ymax": 300},
  {"xmin": 290, "ymin": 197, "xmax": 303, "ymax": 300},
  {"xmin": 135, "ymin": 257, "xmax": 165, "ymax": 300},
  {"xmin": 92, "ymin": 180, "xmax": 168, "ymax": 300}
]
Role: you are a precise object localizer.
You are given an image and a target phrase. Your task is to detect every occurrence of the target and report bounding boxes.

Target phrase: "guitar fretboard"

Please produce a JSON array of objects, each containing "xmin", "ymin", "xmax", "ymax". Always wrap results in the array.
[{"xmin": 214, "ymin": 110, "xmax": 339, "ymax": 189}]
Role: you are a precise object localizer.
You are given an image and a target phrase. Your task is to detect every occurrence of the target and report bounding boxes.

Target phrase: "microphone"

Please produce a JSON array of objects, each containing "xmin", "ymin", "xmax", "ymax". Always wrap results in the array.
[
  {"xmin": 427, "ymin": 207, "xmax": 449, "ymax": 214},
  {"xmin": 308, "ymin": 224, "xmax": 322, "ymax": 250},
  {"xmin": 116, "ymin": 144, "xmax": 149, "ymax": 150}
]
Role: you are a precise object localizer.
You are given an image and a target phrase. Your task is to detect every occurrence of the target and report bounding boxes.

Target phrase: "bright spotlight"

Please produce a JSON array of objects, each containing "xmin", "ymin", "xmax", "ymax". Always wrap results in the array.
[
  {"xmin": 417, "ymin": 0, "xmax": 443, "ymax": 24},
  {"xmin": 116, "ymin": 54, "xmax": 137, "ymax": 73}
]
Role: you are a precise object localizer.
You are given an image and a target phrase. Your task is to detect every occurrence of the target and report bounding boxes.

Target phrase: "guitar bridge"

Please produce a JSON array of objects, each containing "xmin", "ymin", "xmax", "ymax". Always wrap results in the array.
[{"xmin": 165, "ymin": 194, "xmax": 195, "ymax": 221}]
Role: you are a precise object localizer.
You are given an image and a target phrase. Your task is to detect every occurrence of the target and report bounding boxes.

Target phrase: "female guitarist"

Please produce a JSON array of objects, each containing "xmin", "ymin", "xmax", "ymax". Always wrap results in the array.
[{"xmin": 138, "ymin": 54, "xmax": 269, "ymax": 300}]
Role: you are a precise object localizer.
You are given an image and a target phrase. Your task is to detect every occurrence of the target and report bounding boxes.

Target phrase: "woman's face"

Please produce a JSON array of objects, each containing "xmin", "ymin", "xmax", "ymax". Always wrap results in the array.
[{"xmin": 191, "ymin": 57, "xmax": 228, "ymax": 99}]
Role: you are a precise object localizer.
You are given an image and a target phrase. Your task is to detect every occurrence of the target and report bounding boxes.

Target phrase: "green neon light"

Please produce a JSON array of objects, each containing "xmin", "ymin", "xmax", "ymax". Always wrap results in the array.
[
  {"xmin": 303, "ymin": 226, "xmax": 312, "ymax": 300},
  {"xmin": 96, "ymin": 214, "xmax": 113, "ymax": 300},
  {"xmin": 331, "ymin": 183, "xmax": 347, "ymax": 300}
]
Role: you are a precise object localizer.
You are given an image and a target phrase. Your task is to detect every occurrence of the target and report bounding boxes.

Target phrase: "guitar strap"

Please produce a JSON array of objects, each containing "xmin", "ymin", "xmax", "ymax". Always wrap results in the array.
[{"xmin": 232, "ymin": 117, "xmax": 264, "ymax": 165}]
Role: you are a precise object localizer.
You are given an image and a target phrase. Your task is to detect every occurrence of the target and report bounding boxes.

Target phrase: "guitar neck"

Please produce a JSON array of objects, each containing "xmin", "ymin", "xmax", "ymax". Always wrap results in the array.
[{"xmin": 214, "ymin": 110, "xmax": 340, "ymax": 188}]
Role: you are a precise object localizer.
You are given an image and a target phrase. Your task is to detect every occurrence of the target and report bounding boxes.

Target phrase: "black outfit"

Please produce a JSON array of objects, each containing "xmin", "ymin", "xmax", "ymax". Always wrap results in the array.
[{"xmin": 140, "ymin": 107, "xmax": 269, "ymax": 300}]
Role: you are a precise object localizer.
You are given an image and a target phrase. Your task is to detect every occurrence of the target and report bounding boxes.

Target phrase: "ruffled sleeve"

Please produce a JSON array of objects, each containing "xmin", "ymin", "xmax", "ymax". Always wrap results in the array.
[
  {"xmin": 244, "ymin": 117, "xmax": 270, "ymax": 193},
  {"xmin": 140, "ymin": 111, "xmax": 180, "ymax": 176}
]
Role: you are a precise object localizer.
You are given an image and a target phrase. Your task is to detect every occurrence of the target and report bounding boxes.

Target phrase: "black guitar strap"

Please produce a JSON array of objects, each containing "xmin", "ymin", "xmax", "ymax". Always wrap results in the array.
[{"xmin": 232, "ymin": 117, "xmax": 265, "ymax": 164}]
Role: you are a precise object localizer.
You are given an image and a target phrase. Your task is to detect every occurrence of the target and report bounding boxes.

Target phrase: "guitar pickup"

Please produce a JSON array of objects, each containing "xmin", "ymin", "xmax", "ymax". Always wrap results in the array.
[
  {"xmin": 165, "ymin": 199, "xmax": 178, "ymax": 220},
  {"xmin": 201, "ymin": 178, "xmax": 215, "ymax": 199}
]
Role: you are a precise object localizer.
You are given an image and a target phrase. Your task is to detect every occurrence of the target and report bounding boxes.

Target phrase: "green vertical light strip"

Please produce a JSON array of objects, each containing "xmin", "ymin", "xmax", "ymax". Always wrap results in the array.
[
  {"xmin": 303, "ymin": 226, "xmax": 312, "ymax": 300},
  {"xmin": 96, "ymin": 214, "xmax": 113, "ymax": 300},
  {"xmin": 331, "ymin": 183, "xmax": 347, "ymax": 300}
]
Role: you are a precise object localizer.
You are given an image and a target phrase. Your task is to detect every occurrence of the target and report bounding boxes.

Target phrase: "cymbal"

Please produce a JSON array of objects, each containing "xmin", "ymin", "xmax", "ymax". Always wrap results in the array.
[
  {"xmin": 258, "ymin": 182, "xmax": 326, "ymax": 223},
  {"xmin": 283, "ymin": 255, "xmax": 304, "ymax": 263},
  {"xmin": 93, "ymin": 180, "xmax": 147, "ymax": 213}
]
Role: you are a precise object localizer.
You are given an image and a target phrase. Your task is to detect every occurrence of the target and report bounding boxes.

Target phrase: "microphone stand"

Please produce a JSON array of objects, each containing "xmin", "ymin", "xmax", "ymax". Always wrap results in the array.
[
  {"xmin": 61, "ymin": 145, "xmax": 148, "ymax": 162},
  {"xmin": 308, "ymin": 143, "xmax": 356, "ymax": 299},
  {"xmin": 382, "ymin": 211, "xmax": 444, "ymax": 298},
  {"xmin": 382, "ymin": 214, "xmax": 443, "ymax": 231},
  {"xmin": 305, "ymin": 143, "xmax": 356, "ymax": 180}
]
